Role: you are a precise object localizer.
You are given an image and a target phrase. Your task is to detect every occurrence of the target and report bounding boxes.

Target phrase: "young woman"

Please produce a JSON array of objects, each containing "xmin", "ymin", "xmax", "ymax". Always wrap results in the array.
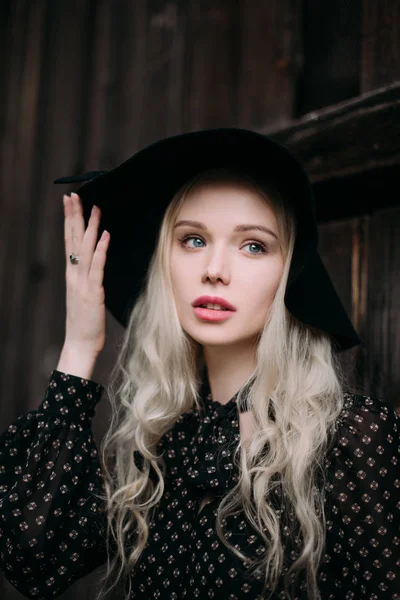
[{"xmin": 0, "ymin": 129, "xmax": 398, "ymax": 600}]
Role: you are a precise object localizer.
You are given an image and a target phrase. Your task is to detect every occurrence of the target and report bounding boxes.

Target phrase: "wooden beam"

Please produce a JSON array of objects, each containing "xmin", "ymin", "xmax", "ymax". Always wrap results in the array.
[{"xmin": 265, "ymin": 82, "xmax": 400, "ymax": 183}]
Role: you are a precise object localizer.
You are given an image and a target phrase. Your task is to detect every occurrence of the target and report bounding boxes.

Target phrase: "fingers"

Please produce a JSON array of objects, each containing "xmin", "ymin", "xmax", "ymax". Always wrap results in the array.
[
  {"xmin": 63, "ymin": 193, "xmax": 108, "ymax": 280},
  {"xmin": 63, "ymin": 194, "xmax": 73, "ymax": 261},
  {"xmin": 70, "ymin": 192, "xmax": 85, "ymax": 248},
  {"xmin": 77, "ymin": 202, "xmax": 102, "ymax": 278},
  {"xmin": 88, "ymin": 229, "xmax": 110, "ymax": 289}
]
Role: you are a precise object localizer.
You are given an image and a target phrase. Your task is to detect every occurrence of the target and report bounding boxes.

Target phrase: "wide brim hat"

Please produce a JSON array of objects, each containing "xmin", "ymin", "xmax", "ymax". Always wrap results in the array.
[{"xmin": 55, "ymin": 128, "xmax": 361, "ymax": 352}]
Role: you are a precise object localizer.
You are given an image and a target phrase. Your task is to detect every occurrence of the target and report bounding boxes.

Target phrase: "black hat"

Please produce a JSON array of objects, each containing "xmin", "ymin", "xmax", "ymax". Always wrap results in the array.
[{"xmin": 55, "ymin": 128, "xmax": 361, "ymax": 352}]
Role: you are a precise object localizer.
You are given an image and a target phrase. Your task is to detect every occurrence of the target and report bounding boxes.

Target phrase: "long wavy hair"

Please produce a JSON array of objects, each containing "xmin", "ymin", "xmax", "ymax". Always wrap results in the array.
[{"xmin": 93, "ymin": 169, "xmax": 347, "ymax": 600}]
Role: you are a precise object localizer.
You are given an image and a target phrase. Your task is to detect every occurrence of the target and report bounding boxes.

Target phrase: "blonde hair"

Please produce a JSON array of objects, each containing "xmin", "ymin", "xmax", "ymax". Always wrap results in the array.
[{"xmin": 93, "ymin": 169, "xmax": 347, "ymax": 600}]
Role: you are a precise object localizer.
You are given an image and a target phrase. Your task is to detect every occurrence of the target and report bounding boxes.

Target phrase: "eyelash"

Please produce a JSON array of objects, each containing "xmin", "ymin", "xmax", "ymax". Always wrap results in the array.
[{"xmin": 178, "ymin": 235, "xmax": 269, "ymax": 255}]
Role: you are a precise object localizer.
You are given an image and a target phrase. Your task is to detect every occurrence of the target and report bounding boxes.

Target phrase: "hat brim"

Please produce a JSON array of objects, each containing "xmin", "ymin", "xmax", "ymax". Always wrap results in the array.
[
  {"xmin": 77, "ymin": 128, "xmax": 317, "ymax": 243},
  {"xmin": 285, "ymin": 250, "xmax": 361, "ymax": 351},
  {"xmin": 62, "ymin": 128, "xmax": 361, "ymax": 352}
]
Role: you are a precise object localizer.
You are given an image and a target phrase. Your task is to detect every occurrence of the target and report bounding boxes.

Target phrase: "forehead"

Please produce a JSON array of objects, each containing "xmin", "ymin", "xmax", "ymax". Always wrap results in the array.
[
  {"xmin": 179, "ymin": 179, "xmax": 277, "ymax": 218},
  {"xmin": 187, "ymin": 177, "xmax": 260, "ymax": 196}
]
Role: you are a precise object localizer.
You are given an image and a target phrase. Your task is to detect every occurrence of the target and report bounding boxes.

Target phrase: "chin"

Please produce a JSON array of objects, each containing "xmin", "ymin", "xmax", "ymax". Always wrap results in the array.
[{"xmin": 184, "ymin": 328, "xmax": 240, "ymax": 348}]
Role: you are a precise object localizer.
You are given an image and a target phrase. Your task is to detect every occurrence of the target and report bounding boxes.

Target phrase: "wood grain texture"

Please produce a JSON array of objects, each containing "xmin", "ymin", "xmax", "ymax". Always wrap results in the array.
[
  {"xmin": 0, "ymin": 0, "xmax": 46, "ymax": 424},
  {"xmin": 237, "ymin": 0, "xmax": 302, "ymax": 130},
  {"xmin": 182, "ymin": 0, "xmax": 239, "ymax": 129},
  {"xmin": 138, "ymin": 0, "xmax": 185, "ymax": 145},
  {"xmin": 351, "ymin": 216, "xmax": 371, "ymax": 397},
  {"xmin": 363, "ymin": 205, "xmax": 400, "ymax": 407},
  {"xmin": 269, "ymin": 83, "xmax": 400, "ymax": 184},
  {"xmin": 297, "ymin": 0, "xmax": 361, "ymax": 115},
  {"xmin": 362, "ymin": 0, "xmax": 400, "ymax": 92},
  {"xmin": 1, "ymin": 1, "xmax": 400, "ymax": 598}
]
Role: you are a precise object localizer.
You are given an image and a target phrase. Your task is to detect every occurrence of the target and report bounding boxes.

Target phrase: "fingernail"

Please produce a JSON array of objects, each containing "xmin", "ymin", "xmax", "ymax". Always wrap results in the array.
[{"xmin": 91, "ymin": 205, "xmax": 97, "ymax": 215}]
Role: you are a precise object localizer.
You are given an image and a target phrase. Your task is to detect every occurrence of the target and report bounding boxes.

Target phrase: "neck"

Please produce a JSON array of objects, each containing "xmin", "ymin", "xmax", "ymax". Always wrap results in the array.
[{"xmin": 202, "ymin": 341, "xmax": 257, "ymax": 405}]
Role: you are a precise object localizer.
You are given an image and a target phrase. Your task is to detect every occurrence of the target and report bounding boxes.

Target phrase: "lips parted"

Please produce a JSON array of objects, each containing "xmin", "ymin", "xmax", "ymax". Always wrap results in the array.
[{"xmin": 199, "ymin": 303, "xmax": 230, "ymax": 311}]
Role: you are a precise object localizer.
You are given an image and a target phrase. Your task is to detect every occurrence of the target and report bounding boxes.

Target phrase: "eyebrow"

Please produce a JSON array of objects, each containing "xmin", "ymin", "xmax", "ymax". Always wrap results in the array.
[{"xmin": 174, "ymin": 219, "xmax": 279, "ymax": 240}]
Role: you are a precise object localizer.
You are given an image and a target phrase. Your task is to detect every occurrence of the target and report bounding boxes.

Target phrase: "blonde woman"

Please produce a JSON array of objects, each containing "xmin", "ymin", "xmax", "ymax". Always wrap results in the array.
[{"xmin": 0, "ymin": 129, "xmax": 398, "ymax": 600}]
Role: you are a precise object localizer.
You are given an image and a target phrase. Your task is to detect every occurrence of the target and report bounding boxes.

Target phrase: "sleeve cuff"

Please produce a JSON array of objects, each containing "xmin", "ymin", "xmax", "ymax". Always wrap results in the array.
[{"xmin": 38, "ymin": 369, "xmax": 104, "ymax": 422}]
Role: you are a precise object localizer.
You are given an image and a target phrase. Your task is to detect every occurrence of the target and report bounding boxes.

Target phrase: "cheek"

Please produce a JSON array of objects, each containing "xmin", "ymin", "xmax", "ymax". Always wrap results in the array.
[
  {"xmin": 170, "ymin": 251, "xmax": 192, "ymax": 298},
  {"xmin": 244, "ymin": 259, "xmax": 283, "ymax": 306},
  {"xmin": 170, "ymin": 250, "xmax": 181, "ymax": 285},
  {"xmin": 268, "ymin": 262, "xmax": 284, "ymax": 294}
]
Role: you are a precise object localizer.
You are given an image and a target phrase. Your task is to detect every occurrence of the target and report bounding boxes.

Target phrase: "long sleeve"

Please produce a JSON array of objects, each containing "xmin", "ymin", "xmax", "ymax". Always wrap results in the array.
[
  {"xmin": 0, "ymin": 370, "xmax": 110, "ymax": 599},
  {"xmin": 321, "ymin": 393, "xmax": 400, "ymax": 597}
]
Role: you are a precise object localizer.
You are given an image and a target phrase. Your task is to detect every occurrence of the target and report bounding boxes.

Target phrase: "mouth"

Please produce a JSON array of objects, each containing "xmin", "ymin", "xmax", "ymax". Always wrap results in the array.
[
  {"xmin": 197, "ymin": 303, "xmax": 230, "ymax": 311},
  {"xmin": 192, "ymin": 296, "xmax": 237, "ymax": 311},
  {"xmin": 192, "ymin": 305, "xmax": 234, "ymax": 322}
]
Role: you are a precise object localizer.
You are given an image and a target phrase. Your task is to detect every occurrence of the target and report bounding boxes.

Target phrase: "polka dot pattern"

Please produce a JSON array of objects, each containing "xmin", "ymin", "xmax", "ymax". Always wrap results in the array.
[{"xmin": 0, "ymin": 370, "xmax": 399, "ymax": 598}]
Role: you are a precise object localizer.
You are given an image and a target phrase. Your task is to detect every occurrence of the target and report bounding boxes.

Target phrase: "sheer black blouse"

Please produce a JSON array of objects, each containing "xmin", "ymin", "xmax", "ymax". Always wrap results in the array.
[{"xmin": 0, "ymin": 369, "xmax": 399, "ymax": 599}]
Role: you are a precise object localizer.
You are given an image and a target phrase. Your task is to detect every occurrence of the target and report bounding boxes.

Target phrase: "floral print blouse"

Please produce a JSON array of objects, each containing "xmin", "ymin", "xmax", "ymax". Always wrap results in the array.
[{"xmin": 0, "ymin": 369, "xmax": 399, "ymax": 599}]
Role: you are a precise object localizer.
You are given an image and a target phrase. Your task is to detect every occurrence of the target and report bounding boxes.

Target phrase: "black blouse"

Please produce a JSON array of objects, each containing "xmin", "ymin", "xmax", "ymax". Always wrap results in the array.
[{"xmin": 0, "ymin": 369, "xmax": 399, "ymax": 599}]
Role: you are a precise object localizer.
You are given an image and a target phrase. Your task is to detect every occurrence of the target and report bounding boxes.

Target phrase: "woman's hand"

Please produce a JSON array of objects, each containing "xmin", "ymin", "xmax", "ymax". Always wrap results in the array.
[{"xmin": 62, "ymin": 192, "xmax": 110, "ymax": 358}]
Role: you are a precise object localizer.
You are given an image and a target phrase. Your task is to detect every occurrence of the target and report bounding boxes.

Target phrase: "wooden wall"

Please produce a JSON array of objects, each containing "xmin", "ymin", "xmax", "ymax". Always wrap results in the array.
[{"xmin": 1, "ymin": 1, "xmax": 400, "ymax": 598}]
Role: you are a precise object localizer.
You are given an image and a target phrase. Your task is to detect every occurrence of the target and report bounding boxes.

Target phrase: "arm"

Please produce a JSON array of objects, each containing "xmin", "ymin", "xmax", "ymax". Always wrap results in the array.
[
  {"xmin": 0, "ymin": 370, "xmax": 110, "ymax": 599},
  {"xmin": 323, "ymin": 394, "xmax": 400, "ymax": 596}
]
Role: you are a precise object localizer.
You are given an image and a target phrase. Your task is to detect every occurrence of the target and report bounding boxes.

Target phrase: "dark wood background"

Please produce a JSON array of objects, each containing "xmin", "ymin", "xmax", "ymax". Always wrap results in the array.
[{"xmin": 1, "ymin": 1, "xmax": 399, "ymax": 598}]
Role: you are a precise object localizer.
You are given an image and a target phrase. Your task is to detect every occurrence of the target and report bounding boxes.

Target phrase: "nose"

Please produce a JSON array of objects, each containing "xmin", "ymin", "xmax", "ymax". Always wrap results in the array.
[{"xmin": 202, "ymin": 246, "xmax": 230, "ymax": 284}]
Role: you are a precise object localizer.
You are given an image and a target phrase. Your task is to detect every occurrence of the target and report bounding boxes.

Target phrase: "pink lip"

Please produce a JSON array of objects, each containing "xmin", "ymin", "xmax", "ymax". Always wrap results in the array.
[
  {"xmin": 193, "ymin": 306, "xmax": 235, "ymax": 322},
  {"xmin": 191, "ymin": 295, "xmax": 236, "ymax": 311}
]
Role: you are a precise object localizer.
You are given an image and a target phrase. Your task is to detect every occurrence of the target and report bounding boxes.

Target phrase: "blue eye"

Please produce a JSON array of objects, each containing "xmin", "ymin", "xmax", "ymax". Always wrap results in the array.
[
  {"xmin": 242, "ymin": 242, "xmax": 267, "ymax": 255},
  {"xmin": 180, "ymin": 236, "xmax": 205, "ymax": 249},
  {"xmin": 178, "ymin": 235, "xmax": 268, "ymax": 255}
]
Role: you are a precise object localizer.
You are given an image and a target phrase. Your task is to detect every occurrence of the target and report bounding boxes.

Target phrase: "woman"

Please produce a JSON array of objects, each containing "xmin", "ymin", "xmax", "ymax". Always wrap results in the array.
[{"xmin": 0, "ymin": 129, "xmax": 398, "ymax": 600}]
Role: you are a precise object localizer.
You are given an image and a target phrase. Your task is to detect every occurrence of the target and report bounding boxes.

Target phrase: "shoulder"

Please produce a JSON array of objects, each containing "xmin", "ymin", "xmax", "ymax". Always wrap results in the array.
[
  {"xmin": 333, "ymin": 390, "xmax": 399, "ymax": 451},
  {"xmin": 338, "ymin": 390, "xmax": 399, "ymax": 426}
]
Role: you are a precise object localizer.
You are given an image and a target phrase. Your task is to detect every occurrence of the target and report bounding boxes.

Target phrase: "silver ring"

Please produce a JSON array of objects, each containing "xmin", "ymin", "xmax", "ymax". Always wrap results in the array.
[{"xmin": 69, "ymin": 254, "xmax": 80, "ymax": 265}]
